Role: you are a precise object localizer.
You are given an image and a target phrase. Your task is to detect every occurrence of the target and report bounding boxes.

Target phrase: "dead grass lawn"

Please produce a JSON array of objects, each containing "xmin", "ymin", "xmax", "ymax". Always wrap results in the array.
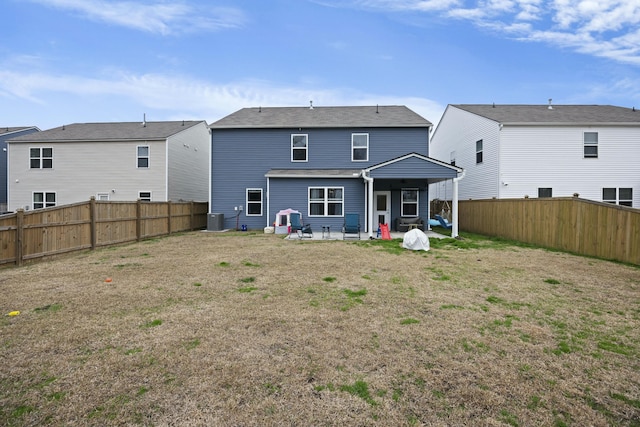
[{"xmin": 1, "ymin": 231, "xmax": 639, "ymax": 426}]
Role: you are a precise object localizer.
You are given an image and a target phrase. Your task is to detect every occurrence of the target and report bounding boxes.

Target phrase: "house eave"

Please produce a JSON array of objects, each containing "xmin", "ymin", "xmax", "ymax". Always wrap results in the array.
[{"xmin": 265, "ymin": 169, "xmax": 363, "ymax": 179}]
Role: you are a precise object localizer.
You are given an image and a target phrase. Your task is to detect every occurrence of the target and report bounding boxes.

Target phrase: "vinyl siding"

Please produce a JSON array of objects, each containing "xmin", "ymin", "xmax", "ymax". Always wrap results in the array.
[
  {"xmin": 2, "ymin": 128, "xmax": 40, "ymax": 211},
  {"xmin": 8, "ymin": 140, "xmax": 167, "ymax": 210},
  {"xmin": 166, "ymin": 121, "xmax": 209, "ymax": 201},
  {"xmin": 211, "ymin": 127, "xmax": 429, "ymax": 230},
  {"xmin": 431, "ymin": 105, "xmax": 640, "ymax": 207},
  {"xmin": 430, "ymin": 106, "xmax": 502, "ymax": 201},
  {"xmin": 369, "ymin": 156, "xmax": 458, "ymax": 179},
  {"xmin": 499, "ymin": 126, "xmax": 640, "ymax": 205},
  {"xmin": 268, "ymin": 178, "xmax": 365, "ymax": 231}
]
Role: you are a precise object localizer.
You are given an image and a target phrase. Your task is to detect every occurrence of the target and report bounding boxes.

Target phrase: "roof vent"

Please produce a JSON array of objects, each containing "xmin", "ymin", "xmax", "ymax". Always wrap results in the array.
[
  {"xmin": 142, "ymin": 113, "xmax": 147, "ymax": 127},
  {"xmin": 548, "ymin": 99, "xmax": 553, "ymax": 110},
  {"xmin": 309, "ymin": 100, "xmax": 313, "ymax": 110}
]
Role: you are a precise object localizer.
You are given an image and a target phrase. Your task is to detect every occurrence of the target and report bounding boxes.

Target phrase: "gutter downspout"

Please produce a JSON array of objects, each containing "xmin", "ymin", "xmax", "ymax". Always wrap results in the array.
[
  {"xmin": 361, "ymin": 170, "xmax": 374, "ymax": 239},
  {"xmin": 451, "ymin": 169, "xmax": 466, "ymax": 238}
]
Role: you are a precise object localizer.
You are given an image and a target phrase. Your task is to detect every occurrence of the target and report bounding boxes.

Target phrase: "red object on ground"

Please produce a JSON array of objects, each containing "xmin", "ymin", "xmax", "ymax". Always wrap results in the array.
[{"xmin": 380, "ymin": 223, "xmax": 391, "ymax": 240}]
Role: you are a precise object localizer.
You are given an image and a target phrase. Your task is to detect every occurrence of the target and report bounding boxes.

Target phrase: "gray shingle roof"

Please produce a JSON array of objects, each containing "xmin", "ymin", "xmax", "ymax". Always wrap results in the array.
[
  {"xmin": 7, "ymin": 121, "xmax": 205, "ymax": 143},
  {"xmin": 210, "ymin": 106, "xmax": 432, "ymax": 129},
  {"xmin": 0, "ymin": 126, "xmax": 39, "ymax": 136},
  {"xmin": 452, "ymin": 104, "xmax": 640, "ymax": 124}
]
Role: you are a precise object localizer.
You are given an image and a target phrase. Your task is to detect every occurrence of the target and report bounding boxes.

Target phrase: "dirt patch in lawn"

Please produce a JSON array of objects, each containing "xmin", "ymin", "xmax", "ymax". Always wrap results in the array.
[{"xmin": 1, "ymin": 231, "xmax": 639, "ymax": 426}]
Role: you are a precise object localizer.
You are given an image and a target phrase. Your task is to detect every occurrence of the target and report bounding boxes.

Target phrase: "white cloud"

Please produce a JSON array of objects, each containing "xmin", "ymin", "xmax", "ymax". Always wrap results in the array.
[
  {"xmin": 318, "ymin": 0, "xmax": 640, "ymax": 66},
  {"xmin": 0, "ymin": 69, "xmax": 444, "ymax": 126},
  {"xmin": 27, "ymin": 0, "xmax": 246, "ymax": 35}
]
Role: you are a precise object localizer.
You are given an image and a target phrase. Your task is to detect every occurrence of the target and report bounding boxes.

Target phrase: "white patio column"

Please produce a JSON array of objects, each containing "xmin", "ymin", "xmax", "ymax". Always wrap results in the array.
[
  {"xmin": 361, "ymin": 171, "xmax": 374, "ymax": 238},
  {"xmin": 452, "ymin": 178, "xmax": 459, "ymax": 238},
  {"xmin": 451, "ymin": 170, "xmax": 465, "ymax": 238}
]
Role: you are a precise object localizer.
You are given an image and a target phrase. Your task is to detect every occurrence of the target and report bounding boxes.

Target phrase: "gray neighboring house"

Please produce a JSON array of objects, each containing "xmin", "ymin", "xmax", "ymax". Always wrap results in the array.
[
  {"xmin": 210, "ymin": 105, "xmax": 464, "ymax": 238},
  {"xmin": 7, "ymin": 121, "xmax": 209, "ymax": 211},
  {"xmin": 1, "ymin": 126, "xmax": 40, "ymax": 212},
  {"xmin": 430, "ymin": 104, "xmax": 640, "ymax": 207}
]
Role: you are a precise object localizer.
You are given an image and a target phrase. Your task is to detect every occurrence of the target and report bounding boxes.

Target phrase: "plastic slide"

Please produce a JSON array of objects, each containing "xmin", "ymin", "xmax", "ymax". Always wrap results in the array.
[{"xmin": 379, "ymin": 223, "xmax": 391, "ymax": 240}]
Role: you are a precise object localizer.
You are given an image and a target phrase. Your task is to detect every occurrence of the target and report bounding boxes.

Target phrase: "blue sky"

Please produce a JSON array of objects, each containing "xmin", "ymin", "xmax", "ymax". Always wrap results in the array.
[{"xmin": 2, "ymin": 0, "xmax": 639, "ymax": 130}]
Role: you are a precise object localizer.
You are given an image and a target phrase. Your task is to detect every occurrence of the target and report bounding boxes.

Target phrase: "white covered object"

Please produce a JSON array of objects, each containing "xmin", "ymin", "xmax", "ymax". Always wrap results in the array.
[{"xmin": 402, "ymin": 228, "xmax": 430, "ymax": 251}]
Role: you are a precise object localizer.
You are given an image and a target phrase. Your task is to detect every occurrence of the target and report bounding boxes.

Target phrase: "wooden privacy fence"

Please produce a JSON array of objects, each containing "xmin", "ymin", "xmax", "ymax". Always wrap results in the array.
[
  {"xmin": 0, "ymin": 198, "xmax": 208, "ymax": 266},
  {"xmin": 457, "ymin": 197, "xmax": 640, "ymax": 265}
]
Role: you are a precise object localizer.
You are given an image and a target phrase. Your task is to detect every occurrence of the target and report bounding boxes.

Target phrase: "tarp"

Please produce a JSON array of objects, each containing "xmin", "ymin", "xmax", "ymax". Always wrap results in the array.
[{"xmin": 402, "ymin": 228, "xmax": 430, "ymax": 251}]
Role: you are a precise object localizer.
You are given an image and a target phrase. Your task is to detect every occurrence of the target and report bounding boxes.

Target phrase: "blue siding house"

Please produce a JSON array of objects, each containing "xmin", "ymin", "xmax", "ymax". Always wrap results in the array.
[
  {"xmin": 1, "ymin": 126, "xmax": 40, "ymax": 212},
  {"xmin": 209, "ymin": 105, "xmax": 463, "ymax": 238}
]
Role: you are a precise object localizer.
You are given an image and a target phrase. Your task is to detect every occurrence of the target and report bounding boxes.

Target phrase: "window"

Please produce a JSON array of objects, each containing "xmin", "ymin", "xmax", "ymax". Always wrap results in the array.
[
  {"xmin": 584, "ymin": 132, "xmax": 598, "ymax": 158},
  {"xmin": 450, "ymin": 151, "xmax": 456, "ymax": 167},
  {"xmin": 476, "ymin": 140, "xmax": 483, "ymax": 164},
  {"xmin": 139, "ymin": 191, "xmax": 151, "ymax": 201},
  {"xmin": 538, "ymin": 188, "xmax": 552, "ymax": 198},
  {"xmin": 603, "ymin": 188, "xmax": 633, "ymax": 207},
  {"xmin": 246, "ymin": 189, "xmax": 263, "ymax": 216},
  {"xmin": 291, "ymin": 134, "xmax": 308, "ymax": 162},
  {"xmin": 30, "ymin": 147, "xmax": 53, "ymax": 169},
  {"xmin": 401, "ymin": 189, "xmax": 419, "ymax": 217},
  {"xmin": 352, "ymin": 133, "xmax": 369, "ymax": 161},
  {"xmin": 137, "ymin": 145, "xmax": 149, "ymax": 168},
  {"xmin": 33, "ymin": 192, "xmax": 56, "ymax": 209},
  {"xmin": 619, "ymin": 188, "xmax": 633, "ymax": 207},
  {"xmin": 309, "ymin": 187, "xmax": 343, "ymax": 217},
  {"xmin": 97, "ymin": 193, "xmax": 110, "ymax": 201}
]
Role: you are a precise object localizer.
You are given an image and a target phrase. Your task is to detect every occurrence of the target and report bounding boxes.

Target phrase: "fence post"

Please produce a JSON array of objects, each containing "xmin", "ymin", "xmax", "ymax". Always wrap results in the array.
[
  {"xmin": 190, "ymin": 201, "xmax": 195, "ymax": 231},
  {"xmin": 90, "ymin": 196, "xmax": 97, "ymax": 250},
  {"xmin": 167, "ymin": 201, "xmax": 172, "ymax": 235},
  {"xmin": 16, "ymin": 209, "xmax": 24, "ymax": 266},
  {"xmin": 136, "ymin": 199, "xmax": 142, "ymax": 242}
]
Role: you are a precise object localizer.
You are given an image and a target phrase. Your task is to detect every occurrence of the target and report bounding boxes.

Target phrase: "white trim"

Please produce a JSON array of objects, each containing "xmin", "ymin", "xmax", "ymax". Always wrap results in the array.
[
  {"xmin": 351, "ymin": 133, "xmax": 369, "ymax": 162},
  {"xmin": 291, "ymin": 134, "xmax": 308, "ymax": 162},
  {"xmin": 365, "ymin": 152, "xmax": 462, "ymax": 173},
  {"xmin": 400, "ymin": 188, "xmax": 419, "ymax": 217},
  {"xmin": 29, "ymin": 146, "xmax": 53, "ymax": 169},
  {"xmin": 246, "ymin": 188, "xmax": 263, "ymax": 216},
  {"xmin": 32, "ymin": 191, "xmax": 56, "ymax": 209},
  {"xmin": 136, "ymin": 144, "xmax": 150, "ymax": 168},
  {"xmin": 138, "ymin": 191, "xmax": 152, "ymax": 201},
  {"xmin": 308, "ymin": 186, "xmax": 344, "ymax": 217}
]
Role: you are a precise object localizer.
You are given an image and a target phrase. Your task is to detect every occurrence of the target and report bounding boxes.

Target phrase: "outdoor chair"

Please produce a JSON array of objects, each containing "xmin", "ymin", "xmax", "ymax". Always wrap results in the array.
[
  {"xmin": 289, "ymin": 213, "xmax": 313, "ymax": 239},
  {"xmin": 434, "ymin": 214, "xmax": 452, "ymax": 229},
  {"xmin": 342, "ymin": 213, "xmax": 361, "ymax": 240}
]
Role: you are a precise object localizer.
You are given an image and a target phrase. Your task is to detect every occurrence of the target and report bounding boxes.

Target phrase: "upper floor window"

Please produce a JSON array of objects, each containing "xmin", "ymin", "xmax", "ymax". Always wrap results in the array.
[
  {"xmin": 584, "ymin": 132, "xmax": 598, "ymax": 158},
  {"xmin": 476, "ymin": 140, "xmax": 483, "ymax": 164},
  {"xmin": 30, "ymin": 147, "xmax": 53, "ymax": 169},
  {"xmin": 309, "ymin": 187, "xmax": 343, "ymax": 217},
  {"xmin": 401, "ymin": 189, "xmax": 419, "ymax": 216},
  {"xmin": 538, "ymin": 188, "xmax": 552, "ymax": 198},
  {"xmin": 603, "ymin": 188, "xmax": 632, "ymax": 207},
  {"xmin": 246, "ymin": 188, "xmax": 263, "ymax": 216},
  {"xmin": 96, "ymin": 193, "xmax": 110, "ymax": 201},
  {"xmin": 137, "ymin": 145, "xmax": 149, "ymax": 168},
  {"xmin": 139, "ymin": 191, "xmax": 151, "ymax": 201},
  {"xmin": 291, "ymin": 134, "xmax": 308, "ymax": 162},
  {"xmin": 33, "ymin": 192, "xmax": 56, "ymax": 209},
  {"xmin": 352, "ymin": 133, "xmax": 369, "ymax": 161}
]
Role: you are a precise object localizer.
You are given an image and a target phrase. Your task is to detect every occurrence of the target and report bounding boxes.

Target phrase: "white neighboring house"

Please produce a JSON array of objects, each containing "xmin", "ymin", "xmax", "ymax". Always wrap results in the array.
[
  {"xmin": 429, "ymin": 104, "xmax": 640, "ymax": 208},
  {"xmin": 7, "ymin": 120, "xmax": 210, "ymax": 211}
]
